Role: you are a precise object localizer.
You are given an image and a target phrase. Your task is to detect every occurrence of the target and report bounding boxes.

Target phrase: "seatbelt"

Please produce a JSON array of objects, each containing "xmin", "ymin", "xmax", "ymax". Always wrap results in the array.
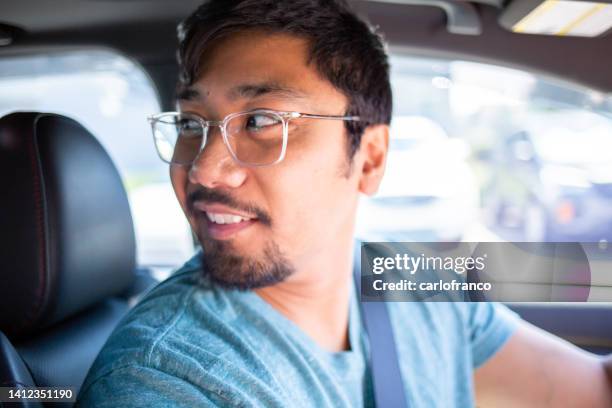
[{"xmin": 354, "ymin": 246, "xmax": 409, "ymax": 408}]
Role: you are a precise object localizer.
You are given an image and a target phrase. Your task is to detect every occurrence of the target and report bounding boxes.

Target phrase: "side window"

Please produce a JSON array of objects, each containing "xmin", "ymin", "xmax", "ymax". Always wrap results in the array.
[
  {"xmin": 356, "ymin": 55, "xmax": 612, "ymax": 245},
  {"xmin": 0, "ymin": 50, "xmax": 193, "ymax": 272}
]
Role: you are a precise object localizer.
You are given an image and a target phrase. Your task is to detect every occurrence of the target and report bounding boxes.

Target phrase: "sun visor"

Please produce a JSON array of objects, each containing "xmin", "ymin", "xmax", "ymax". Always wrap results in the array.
[
  {"xmin": 500, "ymin": 0, "xmax": 612, "ymax": 37},
  {"xmin": 370, "ymin": 0, "xmax": 482, "ymax": 35}
]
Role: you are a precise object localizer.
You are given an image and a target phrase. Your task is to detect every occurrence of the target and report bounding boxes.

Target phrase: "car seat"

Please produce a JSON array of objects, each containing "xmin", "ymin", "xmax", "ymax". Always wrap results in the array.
[{"xmin": 0, "ymin": 112, "xmax": 155, "ymax": 407}]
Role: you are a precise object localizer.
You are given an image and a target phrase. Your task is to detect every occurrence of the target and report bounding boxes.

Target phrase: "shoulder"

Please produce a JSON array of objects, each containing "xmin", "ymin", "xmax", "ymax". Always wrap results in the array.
[
  {"xmin": 388, "ymin": 301, "xmax": 520, "ymax": 366},
  {"xmin": 79, "ymin": 255, "xmax": 233, "ymax": 395},
  {"xmin": 78, "ymin": 256, "xmax": 197, "ymax": 386},
  {"xmin": 77, "ymin": 364, "xmax": 224, "ymax": 407},
  {"xmin": 79, "ymin": 255, "xmax": 286, "ymax": 406},
  {"xmin": 388, "ymin": 300, "xmax": 519, "ymax": 331}
]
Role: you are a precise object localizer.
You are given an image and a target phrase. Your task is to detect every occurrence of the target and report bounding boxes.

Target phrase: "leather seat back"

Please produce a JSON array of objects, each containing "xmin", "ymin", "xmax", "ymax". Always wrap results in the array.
[{"xmin": 0, "ymin": 112, "xmax": 140, "ymax": 406}]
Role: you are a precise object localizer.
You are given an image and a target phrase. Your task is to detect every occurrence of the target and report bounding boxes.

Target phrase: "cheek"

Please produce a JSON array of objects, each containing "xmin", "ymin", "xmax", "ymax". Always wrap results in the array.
[
  {"xmin": 261, "ymin": 131, "xmax": 356, "ymax": 250},
  {"xmin": 286, "ymin": 121, "xmax": 350, "ymax": 171},
  {"xmin": 170, "ymin": 165, "xmax": 190, "ymax": 215}
]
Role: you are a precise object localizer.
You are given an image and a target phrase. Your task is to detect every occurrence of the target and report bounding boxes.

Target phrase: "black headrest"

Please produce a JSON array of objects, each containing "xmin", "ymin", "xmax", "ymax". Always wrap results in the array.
[{"xmin": 0, "ymin": 112, "xmax": 136, "ymax": 338}]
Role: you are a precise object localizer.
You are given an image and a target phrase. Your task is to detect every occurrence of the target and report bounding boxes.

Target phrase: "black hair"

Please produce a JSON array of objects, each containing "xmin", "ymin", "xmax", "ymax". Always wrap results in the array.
[{"xmin": 177, "ymin": 0, "xmax": 392, "ymax": 159}]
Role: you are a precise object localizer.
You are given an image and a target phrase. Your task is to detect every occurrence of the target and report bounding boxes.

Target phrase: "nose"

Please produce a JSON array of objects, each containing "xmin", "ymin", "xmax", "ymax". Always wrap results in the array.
[{"xmin": 188, "ymin": 126, "xmax": 248, "ymax": 189}]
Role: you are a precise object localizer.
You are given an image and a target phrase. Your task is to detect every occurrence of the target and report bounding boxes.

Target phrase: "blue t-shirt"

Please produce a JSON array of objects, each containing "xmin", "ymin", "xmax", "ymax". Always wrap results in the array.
[{"xmin": 77, "ymin": 252, "xmax": 519, "ymax": 407}]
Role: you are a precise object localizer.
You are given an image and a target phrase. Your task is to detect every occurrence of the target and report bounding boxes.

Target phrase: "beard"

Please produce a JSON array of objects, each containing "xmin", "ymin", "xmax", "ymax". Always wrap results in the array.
[
  {"xmin": 199, "ymin": 237, "xmax": 295, "ymax": 290},
  {"xmin": 186, "ymin": 186, "xmax": 294, "ymax": 290}
]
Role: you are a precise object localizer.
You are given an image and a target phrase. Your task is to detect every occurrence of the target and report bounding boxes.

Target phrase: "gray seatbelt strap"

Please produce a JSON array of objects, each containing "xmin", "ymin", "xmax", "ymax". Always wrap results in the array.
[{"xmin": 354, "ymin": 248, "xmax": 409, "ymax": 408}]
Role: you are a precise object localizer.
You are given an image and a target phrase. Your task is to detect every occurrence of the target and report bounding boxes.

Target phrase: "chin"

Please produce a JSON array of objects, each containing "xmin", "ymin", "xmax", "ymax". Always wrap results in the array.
[{"xmin": 198, "ymin": 238, "xmax": 295, "ymax": 290}]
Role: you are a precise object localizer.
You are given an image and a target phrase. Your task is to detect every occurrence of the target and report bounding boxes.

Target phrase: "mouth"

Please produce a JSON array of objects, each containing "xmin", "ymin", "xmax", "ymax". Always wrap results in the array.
[{"xmin": 192, "ymin": 202, "xmax": 258, "ymax": 240}]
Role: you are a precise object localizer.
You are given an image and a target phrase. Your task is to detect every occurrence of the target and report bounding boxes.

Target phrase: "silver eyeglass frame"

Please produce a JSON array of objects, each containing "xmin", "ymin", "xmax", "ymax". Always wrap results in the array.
[{"xmin": 147, "ymin": 108, "xmax": 361, "ymax": 167}]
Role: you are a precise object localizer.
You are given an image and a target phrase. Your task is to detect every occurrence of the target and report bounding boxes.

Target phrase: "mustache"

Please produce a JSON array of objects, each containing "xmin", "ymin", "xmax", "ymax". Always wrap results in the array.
[{"xmin": 187, "ymin": 187, "xmax": 272, "ymax": 226}]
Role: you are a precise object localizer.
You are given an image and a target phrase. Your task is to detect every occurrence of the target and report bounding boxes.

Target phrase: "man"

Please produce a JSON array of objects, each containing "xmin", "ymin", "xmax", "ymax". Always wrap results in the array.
[{"xmin": 78, "ymin": 0, "xmax": 612, "ymax": 406}]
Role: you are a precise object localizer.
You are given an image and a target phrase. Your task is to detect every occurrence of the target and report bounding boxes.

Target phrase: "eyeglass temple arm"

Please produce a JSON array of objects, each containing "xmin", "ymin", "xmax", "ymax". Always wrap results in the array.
[{"xmin": 297, "ymin": 113, "xmax": 362, "ymax": 122}]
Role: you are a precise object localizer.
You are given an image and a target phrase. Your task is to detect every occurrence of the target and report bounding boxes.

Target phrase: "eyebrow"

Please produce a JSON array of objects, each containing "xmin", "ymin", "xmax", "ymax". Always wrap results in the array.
[
  {"xmin": 229, "ymin": 82, "xmax": 308, "ymax": 101},
  {"xmin": 176, "ymin": 81, "xmax": 308, "ymax": 103},
  {"xmin": 176, "ymin": 87, "xmax": 201, "ymax": 102}
]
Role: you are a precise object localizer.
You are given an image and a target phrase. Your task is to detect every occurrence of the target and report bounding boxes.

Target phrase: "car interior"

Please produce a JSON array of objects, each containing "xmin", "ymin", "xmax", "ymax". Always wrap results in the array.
[{"xmin": 1, "ymin": 0, "xmax": 611, "ymax": 406}]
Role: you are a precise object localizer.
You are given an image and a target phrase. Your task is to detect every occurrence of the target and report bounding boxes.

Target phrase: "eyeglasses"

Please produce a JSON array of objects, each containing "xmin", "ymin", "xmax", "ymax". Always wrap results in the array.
[{"xmin": 147, "ymin": 109, "xmax": 361, "ymax": 167}]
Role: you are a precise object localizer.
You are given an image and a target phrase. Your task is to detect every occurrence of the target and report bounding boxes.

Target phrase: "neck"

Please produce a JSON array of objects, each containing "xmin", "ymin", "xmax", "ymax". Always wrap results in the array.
[{"xmin": 254, "ymin": 239, "xmax": 354, "ymax": 353}]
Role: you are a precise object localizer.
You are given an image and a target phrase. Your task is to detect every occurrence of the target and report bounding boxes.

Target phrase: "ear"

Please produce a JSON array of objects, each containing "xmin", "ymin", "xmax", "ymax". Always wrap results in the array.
[{"xmin": 357, "ymin": 124, "xmax": 389, "ymax": 196}]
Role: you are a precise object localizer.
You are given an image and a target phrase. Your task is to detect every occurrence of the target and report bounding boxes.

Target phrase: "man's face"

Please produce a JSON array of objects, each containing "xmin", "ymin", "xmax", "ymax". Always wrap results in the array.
[{"xmin": 172, "ymin": 30, "xmax": 375, "ymax": 289}]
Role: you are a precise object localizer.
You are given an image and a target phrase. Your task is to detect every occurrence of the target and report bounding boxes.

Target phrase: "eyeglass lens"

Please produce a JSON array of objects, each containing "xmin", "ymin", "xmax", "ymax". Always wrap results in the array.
[{"xmin": 152, "ymin": 112, "xmax": 285, "ymax": 166}]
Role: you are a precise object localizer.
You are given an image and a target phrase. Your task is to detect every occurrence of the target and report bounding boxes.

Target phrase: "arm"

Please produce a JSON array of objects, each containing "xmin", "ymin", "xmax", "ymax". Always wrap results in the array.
[{"xmin": 475, "ymin": 320, "xmax": 612, "ymax": 407}]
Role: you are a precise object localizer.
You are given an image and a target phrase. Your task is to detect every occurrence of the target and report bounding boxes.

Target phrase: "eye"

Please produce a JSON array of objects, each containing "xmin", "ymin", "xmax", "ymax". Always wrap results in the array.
[
  {"xmin": 178, "ymin": 118, "xmax": 202, "ymax": 137},
  {"xmin": 245, "ymin": 114, "xmax": 280, "ymax": 132}
]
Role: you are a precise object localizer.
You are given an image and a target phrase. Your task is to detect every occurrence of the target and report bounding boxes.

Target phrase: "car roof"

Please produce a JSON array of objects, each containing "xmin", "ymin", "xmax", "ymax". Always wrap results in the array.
[{"xmin": 1, "ymin": 0, "xmax": 611, "ymax": 107}]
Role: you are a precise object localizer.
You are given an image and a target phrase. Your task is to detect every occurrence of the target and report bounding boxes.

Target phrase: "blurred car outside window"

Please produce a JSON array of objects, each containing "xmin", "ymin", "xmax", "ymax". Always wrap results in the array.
[{"xmin": 356, "ymin": 54, "xmax": 612, "ymax": 246}]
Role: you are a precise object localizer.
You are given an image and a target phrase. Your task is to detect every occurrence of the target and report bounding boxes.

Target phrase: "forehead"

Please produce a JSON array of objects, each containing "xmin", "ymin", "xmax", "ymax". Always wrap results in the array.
[{"xmin": 179, "ymin": 30, "xmax": 347, "ymax": 112}]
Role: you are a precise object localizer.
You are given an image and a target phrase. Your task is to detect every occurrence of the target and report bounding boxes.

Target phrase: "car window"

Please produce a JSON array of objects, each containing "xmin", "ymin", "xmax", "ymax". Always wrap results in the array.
[
  {"xmin": 0, "ymin": 50, "xmax": 193, "ymax": 273},
  {"xmin": 356, "ymin": 54, "xmax": 612, "ymax": 245}
]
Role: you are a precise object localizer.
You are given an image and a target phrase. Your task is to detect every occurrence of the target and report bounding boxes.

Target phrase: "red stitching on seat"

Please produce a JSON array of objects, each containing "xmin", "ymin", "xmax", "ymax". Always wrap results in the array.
[{"xmin": 13, "ymin": 120, "xmax": 48, "ymax": 335}]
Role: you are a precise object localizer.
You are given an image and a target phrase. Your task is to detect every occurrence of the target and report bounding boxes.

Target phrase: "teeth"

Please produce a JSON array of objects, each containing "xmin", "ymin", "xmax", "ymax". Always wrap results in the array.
[{"xmin": 206, "ymin": 212, "xmax": 249, "ymax": 224}]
